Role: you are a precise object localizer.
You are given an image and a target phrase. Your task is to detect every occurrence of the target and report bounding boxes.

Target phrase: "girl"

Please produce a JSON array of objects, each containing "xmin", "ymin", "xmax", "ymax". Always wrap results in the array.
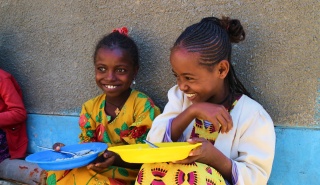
[
  {"xmin": 136, "ymin": 17, "xmax": 275, "ymax": 185},
  {"xmin": 46, "ymin": 27, "xmax": 160, "ymax": 185}
]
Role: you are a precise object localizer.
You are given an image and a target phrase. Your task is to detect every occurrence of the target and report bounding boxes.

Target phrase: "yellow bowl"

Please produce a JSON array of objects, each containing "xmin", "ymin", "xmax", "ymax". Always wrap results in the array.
[{"xmin": 108, "ymin": 142, "xmax": 202, "ymax": 163}]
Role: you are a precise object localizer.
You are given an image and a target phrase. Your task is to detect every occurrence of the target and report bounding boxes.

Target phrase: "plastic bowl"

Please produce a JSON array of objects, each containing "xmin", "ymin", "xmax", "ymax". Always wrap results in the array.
[
  {"xmin": 25, "ymin": 142, "xmax": 107, "ymax": 170},
  {"xmin": 108, "ymin": 142, "xmax": 201, "ymax": 163}
]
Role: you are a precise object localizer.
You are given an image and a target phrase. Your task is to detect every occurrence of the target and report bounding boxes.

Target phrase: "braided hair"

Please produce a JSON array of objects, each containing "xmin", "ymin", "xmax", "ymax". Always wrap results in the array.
[
  {"xmin": 173, "ymin": 16, "xmax": 251, "ymax": 105},
  {"xmin": 93, "ymin": 30, "xmax": 139, "ymax": 69}
]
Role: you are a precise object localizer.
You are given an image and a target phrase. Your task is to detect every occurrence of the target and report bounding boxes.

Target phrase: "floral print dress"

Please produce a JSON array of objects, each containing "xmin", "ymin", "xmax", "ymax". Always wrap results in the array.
[{"xmin": 46, "ymin": 90, "xmax": 160, "ymax": 185}]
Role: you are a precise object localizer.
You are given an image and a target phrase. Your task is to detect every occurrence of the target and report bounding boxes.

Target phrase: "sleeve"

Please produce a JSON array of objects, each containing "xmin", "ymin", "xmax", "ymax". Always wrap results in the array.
[
  {"xmin": 120, "ymin": 92, "xmax": 161, "ymax": 144},
  {"xmin": 163, "ymin": 118, "xmax": 186, "ymax": 142},
  {"xmin": 147, "ymin": 86, "xmax": 188, "ymax": 143},
  {"xmin": 0, "ymin": 78, "xmax": 27, "ymax": 127},
  {"xmin": 232, "ymin": 109, "xmax": 275, "ymax": 185},
  {"xmin": 78, "ymin": 103, "xmax": 96, "ymax": 143}
]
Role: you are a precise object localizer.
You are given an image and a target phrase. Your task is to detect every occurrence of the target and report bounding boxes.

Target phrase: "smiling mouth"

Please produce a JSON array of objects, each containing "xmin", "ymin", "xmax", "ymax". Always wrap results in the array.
[
  {"xmin": 104, "ymin": 85, "xmax": 118, "ymax": 89},
  {"xmin": 186, "ymin": 93, "xmax": 196, "ymax": 98}
]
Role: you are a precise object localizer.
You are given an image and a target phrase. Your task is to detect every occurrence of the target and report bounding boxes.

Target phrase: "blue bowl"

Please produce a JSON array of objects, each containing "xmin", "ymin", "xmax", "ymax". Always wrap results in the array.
[{"xmin": 26, "ymin": 142, "xmax": 108, "ymax": 170}]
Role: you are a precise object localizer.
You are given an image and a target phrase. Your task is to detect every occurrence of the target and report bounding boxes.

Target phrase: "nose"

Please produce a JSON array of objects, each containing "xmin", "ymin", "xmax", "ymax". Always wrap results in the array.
[
  {"xmin": 105, "ymin": 71, "xmax": 116, "ymax": 81},
  {"xmin": 178, "ymin": 80, "xmax": 188, "ymax": 91}
]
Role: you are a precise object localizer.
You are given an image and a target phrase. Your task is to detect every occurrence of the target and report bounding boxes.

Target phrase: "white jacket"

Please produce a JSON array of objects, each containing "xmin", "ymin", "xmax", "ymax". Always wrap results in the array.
[{"xmin": 147, "ymin": 85, "xmax": 276, "ymax": 185}]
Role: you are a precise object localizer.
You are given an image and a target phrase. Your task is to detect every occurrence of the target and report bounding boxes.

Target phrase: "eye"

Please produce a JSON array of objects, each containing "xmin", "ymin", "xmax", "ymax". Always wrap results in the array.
[
  {"xmin": 172, "ymin": 73, "xmax": 178, "ymax": 77},
  {"xmin": 185, "ymin": 76, "xmax": 194, "ymax": 81},
  {"xmin": 116, "ymin": 68, "xmax": 126, "ymax": 73},
  {"xmin": 98, "ymin": 67, "xmax": 106, "ymax": 72}
]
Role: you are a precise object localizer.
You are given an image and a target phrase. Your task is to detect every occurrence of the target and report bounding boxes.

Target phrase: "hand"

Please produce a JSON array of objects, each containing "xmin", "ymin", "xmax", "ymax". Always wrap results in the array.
[
  {"xmin": 87, "ymin": 150, "xmax": 116, "ymax": 173},
  {"xmin": 52, "ymin": 142, "xmax": 65, "ymax": 151},
  {"xmin": 172, "ymin": 137, "xmax": 213, "ymax": 164},
  {"xmin": 191, "ymin": 102, "xmax": 233, "ymax": 133}
]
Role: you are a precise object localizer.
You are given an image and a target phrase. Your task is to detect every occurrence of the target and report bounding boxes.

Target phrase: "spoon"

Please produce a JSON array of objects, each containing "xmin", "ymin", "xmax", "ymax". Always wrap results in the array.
[
  {"xmin": 143, "ymin": 139, "xmax": 159, "ymax": 148},
  {"xmin": 37, "ymin": 146, "xmax": 91, "ymax": 156}
]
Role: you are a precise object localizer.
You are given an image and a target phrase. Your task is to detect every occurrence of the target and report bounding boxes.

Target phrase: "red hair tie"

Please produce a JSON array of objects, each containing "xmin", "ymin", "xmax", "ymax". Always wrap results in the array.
[{"xmin": 113, "ymin": 27, "xmax": 128, "ymax": 36}]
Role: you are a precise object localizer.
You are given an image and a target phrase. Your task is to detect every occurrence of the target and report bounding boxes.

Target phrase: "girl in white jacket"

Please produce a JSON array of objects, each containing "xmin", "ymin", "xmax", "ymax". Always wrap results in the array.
[{"xmin": 135, "ymin": 16, "xmax": 275, "ymax": 185}]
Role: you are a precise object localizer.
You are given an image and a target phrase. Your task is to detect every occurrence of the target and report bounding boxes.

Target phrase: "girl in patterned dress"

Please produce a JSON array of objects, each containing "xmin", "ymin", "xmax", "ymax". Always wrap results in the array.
[
  {"xmin": 136, "ymin": 17, "xmax": 275, "ymax": 185},
  {"xmin": 46, "ymin": 27, "xmax": 160, "ymax": 185}
]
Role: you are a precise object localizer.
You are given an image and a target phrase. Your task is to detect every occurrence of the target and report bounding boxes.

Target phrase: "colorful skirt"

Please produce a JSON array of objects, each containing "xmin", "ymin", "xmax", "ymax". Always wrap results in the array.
[
  {"xmin": 135, "ymin": 162, "xmax": 226, "ymax": 185},
  {"xmin": 46, "ymin": 166, "xmax": 139, "ymax": 185}
]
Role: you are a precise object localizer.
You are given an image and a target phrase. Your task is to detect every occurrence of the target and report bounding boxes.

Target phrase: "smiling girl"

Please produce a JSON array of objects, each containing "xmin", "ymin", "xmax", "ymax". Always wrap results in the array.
[
  {"xmin": 46, "ymin": 27, "xmax": 160, "ymax": 185},
  {"xmin": 137, "ymin": 17, "xmax": 275, "ymax": 185}
]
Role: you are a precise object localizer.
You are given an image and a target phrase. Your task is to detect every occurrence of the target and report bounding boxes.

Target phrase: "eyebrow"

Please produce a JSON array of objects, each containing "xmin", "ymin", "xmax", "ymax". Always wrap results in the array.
[{"xmin": 171, "ymin": 69, "xmax": 195, "ymax": 76}]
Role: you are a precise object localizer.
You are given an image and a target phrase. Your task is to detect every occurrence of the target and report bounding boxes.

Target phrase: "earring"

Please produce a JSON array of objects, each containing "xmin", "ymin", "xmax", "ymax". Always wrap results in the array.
[{"xmin": 133, "ymin": 79, "xmax": 136, "ymax": 85}]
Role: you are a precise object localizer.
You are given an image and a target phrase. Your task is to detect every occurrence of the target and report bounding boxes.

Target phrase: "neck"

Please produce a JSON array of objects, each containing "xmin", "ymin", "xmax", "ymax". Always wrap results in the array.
[
  {"xmin": 208, "ymin": 84, "xmax": 230, "ymax": 104},
  {"xmin": 218, "ymin": 93, "xmax": 230, "ymax": 105},
  {"xmin": 105, "ymin": 88, "xmax": 131, "ymax": 107}
]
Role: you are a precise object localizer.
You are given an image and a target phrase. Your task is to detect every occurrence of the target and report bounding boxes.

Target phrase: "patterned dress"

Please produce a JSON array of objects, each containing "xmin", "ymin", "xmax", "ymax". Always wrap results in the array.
[
  {"xmin": 46, "ymin": 90, "xmax": 160, "ymax": 185},
  {"xmin": 135, "ymin": 99, "xmax": 240, "ymax": 185}
]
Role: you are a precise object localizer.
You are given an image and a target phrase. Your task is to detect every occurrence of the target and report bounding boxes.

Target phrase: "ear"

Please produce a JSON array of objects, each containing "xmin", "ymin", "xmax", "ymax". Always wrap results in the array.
[{"xmin": 217, "ymin": 60, "xmax": 229, "ymax": 79}]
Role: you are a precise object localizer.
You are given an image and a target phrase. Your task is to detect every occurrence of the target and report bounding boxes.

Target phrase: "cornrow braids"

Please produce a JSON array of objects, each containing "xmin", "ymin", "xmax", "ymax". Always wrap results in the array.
[
  {"xmin": 173, "ymin": 16, "xmax": 251, "ymax": 105},
  {"xmin": 93, "ymin": 31, "xmax": 139, "ymax": 69}
]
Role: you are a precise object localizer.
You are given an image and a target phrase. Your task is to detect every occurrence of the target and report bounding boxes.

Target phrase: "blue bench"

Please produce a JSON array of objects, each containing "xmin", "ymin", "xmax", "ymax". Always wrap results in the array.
[
  {"xmin": 26, "ymin": 114, "xmax": 80, "ymax": 154},
  {"xmin": 1, "ymin": 114, "xmax": 319, "ymax": 184},
  {"xmin": 0, "ymin": 114, "xmax": 80, "ymax": 185}
]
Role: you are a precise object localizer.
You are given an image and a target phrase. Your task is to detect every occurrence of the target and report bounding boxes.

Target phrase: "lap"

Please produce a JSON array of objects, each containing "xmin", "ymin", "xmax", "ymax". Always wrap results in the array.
[
  {"xmin": 135, "ymin": 162, "xmax": 226, "ymax": 185},
  {"xmin": 47, "ymin": 166, "xmax": 138, "ymax": 185}
]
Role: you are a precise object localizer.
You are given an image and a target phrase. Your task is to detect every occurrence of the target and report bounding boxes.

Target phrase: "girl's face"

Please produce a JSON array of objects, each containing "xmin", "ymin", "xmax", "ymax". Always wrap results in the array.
[
  {"xmin": 94, "ymin": 48, "xmax": 138, "ymax": 99},
  {"xmin": 170, "ymin": 47, "xmax": 227, "ymax": 104}
]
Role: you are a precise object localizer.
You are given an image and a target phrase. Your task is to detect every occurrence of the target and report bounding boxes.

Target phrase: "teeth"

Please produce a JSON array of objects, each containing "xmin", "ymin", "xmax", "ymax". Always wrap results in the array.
[
  {"xmin": 186, "ymin": 93, "xmax": 195, "ymax": 98},
  {"xmin": 105, "ymin": 85, "xmax": 117, "ymax": 89}
]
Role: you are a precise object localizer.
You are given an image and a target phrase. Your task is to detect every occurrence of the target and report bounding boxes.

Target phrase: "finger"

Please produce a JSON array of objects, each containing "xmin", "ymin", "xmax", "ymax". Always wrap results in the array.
[
  {"xmin": 173, "ymin": 156, "xmax": 197, "ymax": 164},
  {"xmin": 216, "ymin": 110, "xmax": 232, "ymax": 133},
  {"xmin": 87, "ymin": 163, "xmax": 94, "ymax": 169},
  {"xmin": 96, "ymin": 155, "xmax": 115, "ymax": 168},
  {"xmin": 220, "ymin": 112, "xmax": 233, "ymax": 133},
  {"xmin": 187, "ymin": 138, "xmax": 198, "ymax": 144},
  {"xmin": 88, "ymin": 156, "xmax": 114, "ymax": 172},
  {"xmin": 53, "ymin": 143, "xmax": 65, "ymax": 151},
  {"xmin": 216, "ymin": 116, "xmax": 227, "ymax": 133},
  {"xmin": 226, "ymin": 117, "xmax": 233, "ymax": 133},
  {"xmin": 189, "ymin": 146, "xmax": 201, "ymax": 156},
  {"xmin": 89, "ymin": 165, "xmax": 105, "ymax": 173},
  {"xmin": 187, "ymin": 137, "xmax": 206, "ymax": 143}
]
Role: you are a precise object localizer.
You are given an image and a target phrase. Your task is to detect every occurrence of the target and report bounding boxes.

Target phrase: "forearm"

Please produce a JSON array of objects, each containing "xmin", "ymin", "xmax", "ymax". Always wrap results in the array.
[
  {"xmin": 203, "ymin": 146, "xmax": 232, "ymax": 182},
  {"xmin": 171, "ymin": 106, "xmax": 196, "ymax": 141},
  {"xmin": 0, "ymin": 108, "xmax": 27, "ymax": 127}
]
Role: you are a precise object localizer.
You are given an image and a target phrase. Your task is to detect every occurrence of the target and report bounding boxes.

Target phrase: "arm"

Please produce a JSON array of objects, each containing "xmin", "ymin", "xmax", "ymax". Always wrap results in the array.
[
  {"xmin": 0, "ymin": 78, "xmax": 27, "ymax": 127},
  {"xmin": 174, "ymin": 97, "xmax": 275, "ymax": 185},
  {"xmin": 171, "ymin": 103, "xmax": 232, "ymax": 141},
  {"xmin": 89, "ymin": 92, "xmax": 161, "ymax": 171},
  {"xmin": 232, "ymin": 109, "xmax": 275, "ymax": 185},
  {"xmin": 147, "ymin": 85, "xmax": 191, "ymax": 143},
  {"xmin": 148, "ymin": 85, "xmax": 232, "ymax": 142}
]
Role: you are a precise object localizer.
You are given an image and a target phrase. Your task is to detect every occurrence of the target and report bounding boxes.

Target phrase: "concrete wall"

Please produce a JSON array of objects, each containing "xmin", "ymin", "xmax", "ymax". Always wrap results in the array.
[
  {"xmin": 0, "ymin": 0, "xmax": 318, "ymax": 127},
  {"xmin": 0, "ymin": 0, "xmax": 319, "ymax": 184}
]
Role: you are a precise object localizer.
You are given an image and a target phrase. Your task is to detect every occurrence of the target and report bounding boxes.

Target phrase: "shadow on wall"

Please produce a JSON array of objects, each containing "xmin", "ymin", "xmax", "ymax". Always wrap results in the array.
[
  {"xmin": 0, "ymin": 31, "xmax": 26, "ymax": 113},
  {"xmin": 0, "ymin": 31, "xmax": 32, "ymax": 109}
]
